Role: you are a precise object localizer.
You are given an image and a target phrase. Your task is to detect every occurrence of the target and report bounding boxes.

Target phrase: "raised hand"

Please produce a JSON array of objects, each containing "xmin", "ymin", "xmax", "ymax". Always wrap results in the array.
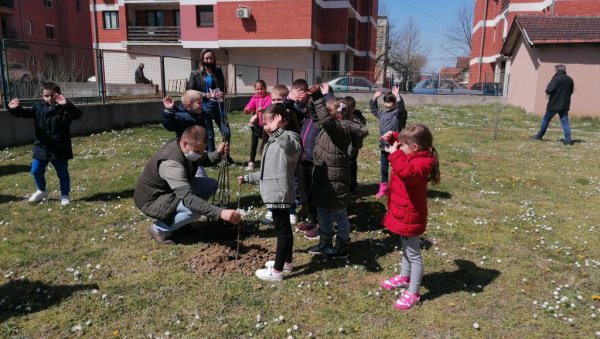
[
  {"xmin": 392, "ymin": 85, "xmax": 400, "ymax": 96},
  {"xmin": 384, "ymin": 141, "xmax": 401, "ymax": 155},
  {"xmin": 373, "ymin": 88, "xmax": 383, "ymax": 100},
  {"xmin": 320, "ymin": 83, "xmax": 330, "ymax": 95},
  {"xmin": 8, "ymin": 98, "xmax": 20, "ymax": 109},
  {"xmin": 55, "ymin": 94, "xmax": 67, "ymax": 106},
  {"xmin": 163, "ymin": 96, "xmax": 174, "ymax": 109}
]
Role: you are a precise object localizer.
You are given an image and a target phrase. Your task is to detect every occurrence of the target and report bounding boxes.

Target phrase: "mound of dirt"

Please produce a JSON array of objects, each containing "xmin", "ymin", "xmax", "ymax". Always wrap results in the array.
[{"xmin": 187, "ymin": 237, "xmax": 274, "ymax": 277}]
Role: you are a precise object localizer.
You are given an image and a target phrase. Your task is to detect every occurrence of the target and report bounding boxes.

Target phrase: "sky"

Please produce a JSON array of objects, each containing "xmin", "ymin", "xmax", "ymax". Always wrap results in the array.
[{"xmin": 379, "ymin": 0, "xmax": 474, "ymax": 72}]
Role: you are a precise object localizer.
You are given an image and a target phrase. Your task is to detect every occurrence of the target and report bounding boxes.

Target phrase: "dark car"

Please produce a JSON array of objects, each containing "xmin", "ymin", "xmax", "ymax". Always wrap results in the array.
[
  {"xmin": 470, "ymin": 82, "xmax": 503, "ymax": 96},
  {"xmin": 412, "ymin": 78, "xmax": 481, "ymax": 95}
]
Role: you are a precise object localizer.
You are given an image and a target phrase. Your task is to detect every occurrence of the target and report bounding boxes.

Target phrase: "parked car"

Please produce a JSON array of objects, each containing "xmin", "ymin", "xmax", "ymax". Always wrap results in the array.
[
  {"xmin": 470, "ymin": 82, "xmax": 503, "ymax": 96},
  {"xmin": 412, "ymin": 78, "xmax": 481, "ymax": 95},
  {"xmin": 328, "ymin": 76, "xmax": 389, "ymax": 93},
  {"xmin": 7, "ymin": 62, "xmax": 32, "ymax": 81}
]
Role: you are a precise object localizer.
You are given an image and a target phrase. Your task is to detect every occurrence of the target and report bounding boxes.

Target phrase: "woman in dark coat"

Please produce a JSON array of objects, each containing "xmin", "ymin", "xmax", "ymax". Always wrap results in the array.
[{"xmin": 186, "ymin": 49, "xmax": 230, "ymax": 153}]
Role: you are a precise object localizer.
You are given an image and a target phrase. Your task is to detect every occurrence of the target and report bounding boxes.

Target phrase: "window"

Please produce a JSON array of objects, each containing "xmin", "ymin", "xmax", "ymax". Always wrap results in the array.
[
  {"xmin": 196, "ymin": 5, "xmax": 214, "ymax": 27},
  {"xmin": 103, "ymin": 11, "xmax": 119, "ymax": 29},
  {"xmin": 45, "ymin": 25, "xmax": 54, "ymax": 39},
  {"xmin": 174, "ymin": 10, "xmax": 180, "ymax": 27},
  {"xmin": 43, "ymin": 0, "xmax": 52, "ymax": 7},
  {"xmin": 352, "ymin": 78, "xmax": 370, "ymax": 87},
  {"xmin": 25, "ymin": 20, "xmax": 32, "ymax": 35},
  {"xmin": 76, "ymin": 0, "xmax": 81, "ymax": 11},
  {"xmin": 146, "ymin": 11, "xmax": 165, "ymax": 26},
  {"xmin": 336, "ymin": 78, "xmax": 349, "ymax": 86}
]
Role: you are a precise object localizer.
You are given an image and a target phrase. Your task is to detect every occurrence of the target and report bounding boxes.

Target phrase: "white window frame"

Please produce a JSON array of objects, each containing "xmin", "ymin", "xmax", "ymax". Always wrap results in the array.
[{"xmin": 103, "ymin": 11, "xmax": 119, "ymax": 30}]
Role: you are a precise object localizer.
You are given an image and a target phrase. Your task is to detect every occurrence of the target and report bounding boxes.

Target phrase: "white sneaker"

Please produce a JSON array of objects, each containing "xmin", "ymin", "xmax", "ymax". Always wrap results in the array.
[
  {"xmin": 289, "ymin": 213, "xmax": 298, "ymax": 225},
  {"xmin": 262, "ymin": 210, "xmax": 273, "ymax": 224},
  {"xmin": 28, "ymin": 190, "xmax": 48, "ymax": 203},
  {"xmin": 244, "ymin": 162, "xmax": 255, "ymax": 171},
  {"xmin": 60, "ymin": 195, "xmax": 71, "ymax": 206},
  {"xmin": 265, "ymin": 260, "xmax": 293, "ymax": 273},
  {"xmin": 255, "ymin": 267, "xmax": 283, "ymax": 282}
]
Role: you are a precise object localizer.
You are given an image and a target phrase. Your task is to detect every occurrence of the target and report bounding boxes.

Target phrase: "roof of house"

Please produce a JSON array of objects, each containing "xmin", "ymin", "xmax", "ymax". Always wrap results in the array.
[{"xmin": 501, "ymin": 15, "xmax": 600, "ymax": 55}]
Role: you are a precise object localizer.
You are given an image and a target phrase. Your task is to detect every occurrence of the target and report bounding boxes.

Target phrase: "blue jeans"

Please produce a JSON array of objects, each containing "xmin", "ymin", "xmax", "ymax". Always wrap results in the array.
[
  {"xmin": 536, "ymin": 110, "xmax": 571, "ymax": 142},
  {"xmin": 317, "ymin": 207, "xmax": 350, "ymax": 242},
  {"xmin": 31, "ymin": 159, "xmax": 70, "ymax": 195},
  {"xmin": 380, "ymin": 151, "xmax": 390, "ymax": 184},
  {"xmin": 153, "ymin": 177, "xmax": 218, "ymax": 235}
]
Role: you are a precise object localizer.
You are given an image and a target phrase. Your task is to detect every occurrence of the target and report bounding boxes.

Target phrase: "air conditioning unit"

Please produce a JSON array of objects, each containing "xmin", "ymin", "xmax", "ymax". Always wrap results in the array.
[{"xmin": 236, "ymin": 7, "xmax": 251, "ymax": 19}]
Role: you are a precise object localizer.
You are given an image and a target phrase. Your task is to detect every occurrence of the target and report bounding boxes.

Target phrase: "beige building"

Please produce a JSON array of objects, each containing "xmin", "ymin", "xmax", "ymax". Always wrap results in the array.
[{"xmin": 501, "ymin": 15, "xmax": 600, "ymax": 117}]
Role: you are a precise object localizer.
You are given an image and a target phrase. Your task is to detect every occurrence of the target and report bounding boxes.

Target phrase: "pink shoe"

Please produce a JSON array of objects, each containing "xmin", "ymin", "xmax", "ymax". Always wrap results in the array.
[
  {"xmin": 380, "ymin": 274, "xmax": 410, "ymax": 290},
  {"xmin": 393, "ymin": 290, "xmax": 420, "ymax": 310},
  {"xmin": 375, "ymin": 182, "xmax": 388, "ymax": 199}
]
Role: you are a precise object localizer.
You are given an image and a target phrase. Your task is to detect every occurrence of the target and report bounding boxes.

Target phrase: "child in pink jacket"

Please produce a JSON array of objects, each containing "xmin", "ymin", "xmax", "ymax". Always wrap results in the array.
[{"xmin": 244, "ymin": 79, "xmax": 272, "ymax": 170}]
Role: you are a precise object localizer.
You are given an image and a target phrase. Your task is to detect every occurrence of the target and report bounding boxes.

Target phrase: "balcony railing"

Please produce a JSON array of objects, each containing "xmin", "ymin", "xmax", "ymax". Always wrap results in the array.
[
  {"xmin": 502, "ymin": 0, "xmax": 510, "ymax": 11},
  {"xmin": 1, "ymin": 28, "xmax": 17, "ymax": 39},
  {"xmin": 349, "ymin": 0, "xmax": 357, "ymax": 10},
  {"xmin": 347, "ymin": 31, "xmax": 355, "ymax": 47},
  {"xmin": 0, "ymin": 0, "xmax": 14, "ymax": 8},
  {"xmin": 127, "ymin": 26, "xmax": 180, "ymax": 42}
]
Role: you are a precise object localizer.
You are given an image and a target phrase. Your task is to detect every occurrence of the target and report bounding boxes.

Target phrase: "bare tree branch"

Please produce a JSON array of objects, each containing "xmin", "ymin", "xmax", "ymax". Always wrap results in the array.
[
  {"xmin": 388, "ymin": 17, "xmax": 429, "ymax": 91},
  {"xmin": 442, "ymin": 4, "xmax": 473, "ymax": 57}
]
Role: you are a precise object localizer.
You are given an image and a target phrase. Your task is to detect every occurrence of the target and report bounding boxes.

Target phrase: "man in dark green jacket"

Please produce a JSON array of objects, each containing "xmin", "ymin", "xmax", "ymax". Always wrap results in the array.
[{"xmin": 134, "ymin": 125, "xmax": 241, "ymax": 244}]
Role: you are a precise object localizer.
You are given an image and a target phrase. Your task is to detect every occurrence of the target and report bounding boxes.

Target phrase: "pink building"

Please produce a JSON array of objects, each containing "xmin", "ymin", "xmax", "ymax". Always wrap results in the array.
[
  {"xmin": 501, "ymin": 15, "xmax": 600, "ymax": 117},
  {"xmin": 470, "ymin": 0, "xmax": 600, "ymax": 86},
  {"xmin": 90, "ymin": 0, "xmax": 378, "ymax": 87}
]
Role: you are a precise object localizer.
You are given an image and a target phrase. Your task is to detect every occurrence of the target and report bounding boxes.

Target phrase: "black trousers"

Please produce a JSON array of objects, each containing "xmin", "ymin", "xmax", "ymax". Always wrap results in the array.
[
  {"xmin": 272, "ymin": 208, "xmax": 293, "ymax": 271},
  {"xmin": 296, "ymin": 161, "xmax": 318, "ymax": 224}
]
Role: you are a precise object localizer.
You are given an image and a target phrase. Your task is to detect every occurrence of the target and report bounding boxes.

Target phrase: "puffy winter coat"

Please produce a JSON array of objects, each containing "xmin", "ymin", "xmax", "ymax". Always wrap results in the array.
[
  {"xmin": 9, "ymin": 101, "xmax": 82, "ymax": 160},
  {"xmin": 309, "ymin": 93, "xmax": 369, "ymax": 208},
  {"xmin": 383, "ymin": 148, "xmax": 435, "ymax": 237},
  {"xmin": 545, "ymin": 70, "xmax": 574, "ymax": 112}
]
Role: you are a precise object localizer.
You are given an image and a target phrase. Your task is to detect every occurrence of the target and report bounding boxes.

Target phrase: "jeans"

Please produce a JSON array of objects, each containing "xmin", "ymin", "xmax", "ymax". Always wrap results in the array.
[
  {"xmin": 31, "ymin": 158, "xmax": 70, "ymax": 195},
  {"xmin": 317, "ymin": 207, "xmax": 350, "ymax": 242},
  {"xmin": 297, "ymin": 161, "xmax": 317, "ymax": 223},
  {"xmin": 272, "ymin": 208, "xmax": 293, "ymax": 271},
  {"xmin": 153, "ymin": 177, "xmax": 218, "ymax": 235},
  {"xmin": 399, "ymin": 235, "xmax": 423, "ymax": 294},
  {"xmin": 536, "ymin": 110, "xmax": 571, "ymax": 142},
  {"xmin": 380, "ymin": 151, "xmax": 390, "ymax": 184},
  {"xmin": 205, "ymin": 119, "xmax": 216, "ymax": 153}
]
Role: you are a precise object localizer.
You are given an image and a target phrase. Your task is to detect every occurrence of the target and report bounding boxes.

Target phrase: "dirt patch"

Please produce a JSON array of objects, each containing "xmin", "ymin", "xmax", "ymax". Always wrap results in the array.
[{"xmin": 187, "ymin": 236, "xmax": 274, "ymax": 277}]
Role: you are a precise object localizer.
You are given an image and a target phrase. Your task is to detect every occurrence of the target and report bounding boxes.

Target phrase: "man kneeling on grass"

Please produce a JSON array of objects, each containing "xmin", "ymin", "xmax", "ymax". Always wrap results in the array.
[{"xmin": 134, "ymin": 125, "xmax": 241, "ymax": 244}]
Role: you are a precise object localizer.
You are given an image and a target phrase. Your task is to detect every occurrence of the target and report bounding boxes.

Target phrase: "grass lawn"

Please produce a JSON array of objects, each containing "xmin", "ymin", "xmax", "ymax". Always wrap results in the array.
[{"xmin": 1, "ymin": 102, "xmax": 599, "ymax": 337}]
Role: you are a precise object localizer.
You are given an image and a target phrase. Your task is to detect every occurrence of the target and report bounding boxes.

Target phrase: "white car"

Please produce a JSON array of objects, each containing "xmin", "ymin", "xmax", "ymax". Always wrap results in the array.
[{"xmin": 328, "ymin": 76, "xmax": 389, "ymax": 93}]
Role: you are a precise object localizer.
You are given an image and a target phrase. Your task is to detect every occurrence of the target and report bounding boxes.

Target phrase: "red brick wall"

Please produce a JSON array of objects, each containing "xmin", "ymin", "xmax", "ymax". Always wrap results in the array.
[
  {"xmin": 315, "ymin": 8, "xmax": 348, "ymax": 45},
  {"xmin": 217, "ymin": 0, "xmax": 312, "ymax": 40},
  {"xmin": 94, "ymin": 8, "xmax": 127, "ymax": 43},
  {"xmin": 555, "ymin": 0, "xmax": 600, "ymax": 15}
]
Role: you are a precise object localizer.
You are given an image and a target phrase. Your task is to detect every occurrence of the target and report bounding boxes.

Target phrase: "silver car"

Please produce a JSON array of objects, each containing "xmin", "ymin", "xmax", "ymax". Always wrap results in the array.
[
  {"xmin": 412, "ymin": 78, "xmax": 481, "ymax": 95},
  {"xmin": 328, "ymin": 76, "xmax": 389, "ymax": 93}
]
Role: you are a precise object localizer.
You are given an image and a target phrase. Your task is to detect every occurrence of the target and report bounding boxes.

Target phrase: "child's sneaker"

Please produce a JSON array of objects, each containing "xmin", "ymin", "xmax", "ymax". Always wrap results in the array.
[
  {"xmin": 307, "ymin": 241, "xmax": 331, "ymax": 255},
  {"xmin": 28, "ymin": 190, "xmax": 48, "ymax": 203},
  {"xmin": 255, "ymin": 267, "xmax": 283, "ymax": 282},
  {"xmin": 295, "ymin": 222, "xmax": 316, "ymax": 232},
  {"xmin": 264, "ymin": 260, "xmax": 293, "ymax": 273},
  {"xmin": 289, "ymin": 213, "xmax": 298, "ymax": 225},
  {"xmin": 393, "ymin": 290, "xmax": 420, "ymax": 310},
  {"xmin": 245, "ymin": 162, "xmax": 255, "ymax": 171},
  {"xmin": 303, "ymin": 226, "xmax": 320, "ymax": 240},
  {"xmin": 262, "ymin": 210, "xmax": 273, "ymax": 224},
  {"xmin": 375, "ymin": 182, "xmax": 388, "ymax": 199},
  {"xmin": 60, "ymin": 195, "xmax": 71, "ymax": 206},
  {"xmin": 380, "ymin": 274, "xmax": 410, "ymax": 290}
]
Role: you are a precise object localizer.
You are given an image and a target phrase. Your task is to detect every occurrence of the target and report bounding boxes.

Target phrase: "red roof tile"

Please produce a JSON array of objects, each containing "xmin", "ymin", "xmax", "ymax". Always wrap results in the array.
[{"xmin": 517, "ymin": 15, "xmax": 600, "ymax": 44}]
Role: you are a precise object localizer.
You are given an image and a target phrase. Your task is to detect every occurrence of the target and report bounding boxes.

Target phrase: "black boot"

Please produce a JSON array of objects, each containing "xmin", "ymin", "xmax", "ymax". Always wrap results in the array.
[
  {"xmin": 308, "ymin": 231, "xmax": 333, "ymax": 255},
  {"xmin": 324, "ymin": 238, "xmax": 350, "ymax": 259}
]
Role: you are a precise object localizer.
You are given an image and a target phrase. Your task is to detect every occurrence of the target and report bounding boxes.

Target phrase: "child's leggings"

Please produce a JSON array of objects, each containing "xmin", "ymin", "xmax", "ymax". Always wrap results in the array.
[
  {"xmin": 380, "ymin": 150, "xmax": 390, "ymax": 183},
  {"xmin": 272, "ymin": 208, "xmax": 293, "ymax": 271},
  {"xmin": 31, "ymin": 159, "xmax": 70, "ymax": 195},
  {"xmin": 400, "ymin": 235, "xmax": 423, "ymax": 294}
]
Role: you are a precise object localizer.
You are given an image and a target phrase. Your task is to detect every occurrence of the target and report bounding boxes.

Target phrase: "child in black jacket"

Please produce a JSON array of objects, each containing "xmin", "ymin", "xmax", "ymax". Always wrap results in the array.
[{"xmin": 8, "ymin": 82, "xmax": 82, "ymax": 205}]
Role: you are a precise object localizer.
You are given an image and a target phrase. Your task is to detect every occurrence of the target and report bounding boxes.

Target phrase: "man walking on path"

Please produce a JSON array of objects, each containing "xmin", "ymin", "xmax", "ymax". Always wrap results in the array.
[{"xmin": 531, "ymin": 64, "xmax": 574, "ymax": 145}]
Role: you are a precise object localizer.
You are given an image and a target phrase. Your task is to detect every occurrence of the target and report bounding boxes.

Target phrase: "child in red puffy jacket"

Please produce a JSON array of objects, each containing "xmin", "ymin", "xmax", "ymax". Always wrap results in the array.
[{"xmin": 379, "ymin": 124, "xmax": 440, "ymax": 311}]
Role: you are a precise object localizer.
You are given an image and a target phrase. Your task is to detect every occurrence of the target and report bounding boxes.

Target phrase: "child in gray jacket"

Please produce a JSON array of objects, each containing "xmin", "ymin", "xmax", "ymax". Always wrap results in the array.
[{"xmin": 238, "ymin": 104, "xmax": 301, "ymax": 282}]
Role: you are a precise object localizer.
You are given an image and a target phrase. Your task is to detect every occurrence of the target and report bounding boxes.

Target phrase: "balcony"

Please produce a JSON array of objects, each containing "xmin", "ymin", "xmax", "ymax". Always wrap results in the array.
[
  {"xmin": 349, "ymin": 0, "xmax": 357, "ymax": 10},
  {"xmin": 1, "ymin": 28, "xmax": 17, "ymax": 40},
  {"xmin": 0, "ymin": 0, "xmax": 14, "ymax": 8},
  {"xmin": 127, "ymin": 26, "xmax": 180, "ymax": 43},
  {"xmin": 502, "ymin": 0, "xmax": 510, "ymax": 11},
  {"xmin": 347, "ymin": 31, "xmax": 355, "ymax": 48}
]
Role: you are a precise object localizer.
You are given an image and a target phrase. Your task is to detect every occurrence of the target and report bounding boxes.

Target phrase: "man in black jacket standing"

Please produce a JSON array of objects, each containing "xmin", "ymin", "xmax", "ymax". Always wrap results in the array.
[{"xmin": 531, "ymin": 64, "xmax": 574, "ymax": 145}]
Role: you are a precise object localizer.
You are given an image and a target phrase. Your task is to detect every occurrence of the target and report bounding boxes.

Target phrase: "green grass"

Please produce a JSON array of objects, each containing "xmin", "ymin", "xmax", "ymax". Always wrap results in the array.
[{"xmin": 1, "ymin": 103, "xmax": 599, "ymax": 337}]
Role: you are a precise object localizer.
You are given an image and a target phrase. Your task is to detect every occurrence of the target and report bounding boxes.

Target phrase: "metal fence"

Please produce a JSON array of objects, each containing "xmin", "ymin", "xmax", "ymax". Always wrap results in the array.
[{"xmin": 0, "ymin": 40, "xmax": 308, "ymax": 107}]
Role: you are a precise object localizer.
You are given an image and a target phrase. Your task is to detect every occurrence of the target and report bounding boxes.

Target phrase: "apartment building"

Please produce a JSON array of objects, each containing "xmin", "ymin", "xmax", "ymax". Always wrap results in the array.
[
  {"xmin": 469, "ymin": 0, "xmax": 600, "ymax": 86},
  {"xmin": 90, "ymin": 0, "xmax": 378, "ymax": 88},
  {"xmin": 0, "ymin": 0, "xmax": 92, "ymax": 82}
]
